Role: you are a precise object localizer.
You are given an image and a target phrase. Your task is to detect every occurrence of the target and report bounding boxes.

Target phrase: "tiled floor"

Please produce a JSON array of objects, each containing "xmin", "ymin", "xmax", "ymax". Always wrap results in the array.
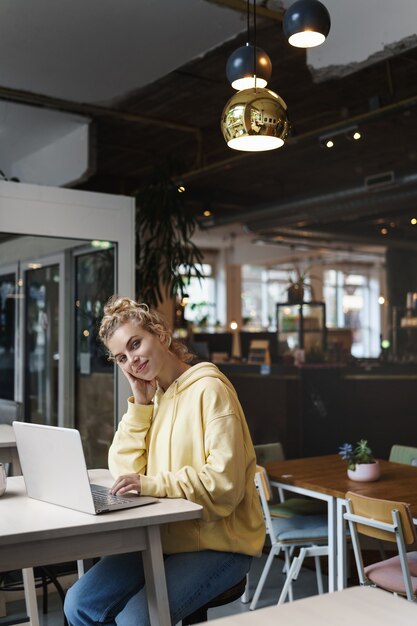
[{"xmin": 4, "ymin": 552, "xmax": 327, "ymax": 625}]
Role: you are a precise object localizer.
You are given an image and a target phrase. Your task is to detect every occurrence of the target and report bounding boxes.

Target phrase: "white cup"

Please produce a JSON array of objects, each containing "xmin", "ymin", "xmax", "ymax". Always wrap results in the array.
[{"xmin": 0, "ymin": 463, "xmax": 7, "ymax": 496}]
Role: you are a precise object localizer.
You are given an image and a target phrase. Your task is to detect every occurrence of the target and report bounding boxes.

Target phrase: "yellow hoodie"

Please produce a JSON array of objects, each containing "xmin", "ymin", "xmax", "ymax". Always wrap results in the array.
[{"xmin": 108, "ymin": 361, "xmax": 265, "ymax": 556}]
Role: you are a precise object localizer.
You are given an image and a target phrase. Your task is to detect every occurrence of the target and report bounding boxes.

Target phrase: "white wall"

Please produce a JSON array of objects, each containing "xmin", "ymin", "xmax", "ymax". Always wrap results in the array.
[{"xmin": 0, "ymin": 180, "xmax": 135, "ymax": 422}]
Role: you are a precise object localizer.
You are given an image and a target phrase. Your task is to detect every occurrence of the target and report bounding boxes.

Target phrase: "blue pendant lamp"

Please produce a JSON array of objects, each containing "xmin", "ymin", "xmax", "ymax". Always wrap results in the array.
[
  {"xmin": 226, "ymin": 44, "xmax": 272, "ymax": 90},
  {"xmin": 226, "ymin": 0, "xmax": 272, "ymax": 90},
  {"xmin": 283, "ymin": 0, "xmax": 331, "ymax": 48}
]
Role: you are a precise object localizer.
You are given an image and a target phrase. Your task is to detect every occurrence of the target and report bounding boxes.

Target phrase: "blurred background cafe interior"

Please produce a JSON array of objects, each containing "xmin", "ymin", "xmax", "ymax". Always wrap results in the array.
[{"xmin": 2, "ymin": 0, "xmax": 417, "ymax": 473}]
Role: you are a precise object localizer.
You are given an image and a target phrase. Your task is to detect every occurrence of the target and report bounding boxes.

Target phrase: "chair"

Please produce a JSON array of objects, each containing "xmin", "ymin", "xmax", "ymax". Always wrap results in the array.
[
  {"xmin": 249, "ymin": 467, "xmax": 328, "ymax": 609},
  {"xmin": 253, "ymin": 443, "xmax": 326, "ymax": 518},
  {"xmin": 344, "ymin": 491, "xmax": 417, "ymax": 601},
  {"xmin": 389, "ymin": 444, "xmax": 417, "ymax": 466},
  {"xmin": 243, "ymin": 446, "xmax": 325, "ymax": 605},
  {"xmin": 182, "ymin": 577, "xmax": 247, "ymax": 624},
  {"xmin": 0, "ymin": 400, "xmax": 23, "ymax": 426},
  {"xmin": 0, "ymin": 402, "xmax": 72, "ymax": 626}
]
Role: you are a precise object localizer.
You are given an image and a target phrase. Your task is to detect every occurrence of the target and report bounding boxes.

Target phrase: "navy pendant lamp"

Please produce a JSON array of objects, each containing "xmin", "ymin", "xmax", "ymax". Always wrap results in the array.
[
  {"xmin": 226, "ymin": 44, "xmax": 272, "ymax": 91},
  {"xmin": 283, "ymin": 0, "xmax": 331, "ymax": 48},
  {"xmin": 226, "ymin": 0, "xmax": 272, "ymax": 90}
]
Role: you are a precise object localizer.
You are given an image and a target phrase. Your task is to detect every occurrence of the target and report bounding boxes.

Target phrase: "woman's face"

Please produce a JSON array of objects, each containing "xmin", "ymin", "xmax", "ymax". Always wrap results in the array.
[{"xmin": 107, "ymin": 320, "xmax": 168, "ymax": 381}]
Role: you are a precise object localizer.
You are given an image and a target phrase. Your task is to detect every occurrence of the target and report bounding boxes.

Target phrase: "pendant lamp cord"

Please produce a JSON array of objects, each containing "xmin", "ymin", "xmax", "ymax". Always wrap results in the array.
[
  {"xmin": 253, "ymin": 0, "xmax": 257, "ymax": 89},
  {"xmin": 246, "ymin": 0, "xmax": 250, "ymax": 42}
]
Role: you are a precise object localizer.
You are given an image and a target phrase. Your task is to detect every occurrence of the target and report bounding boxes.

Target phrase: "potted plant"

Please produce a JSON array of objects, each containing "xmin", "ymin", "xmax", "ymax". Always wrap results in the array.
[
  {"xmin": 134, "ymin": 161, "xmax": 204, "ymax": 308},
  {"xmin": 338, "ymin": 439, "xmax": 380, "ymax": 482},
  {"xmin": 287, "ymin": 266, "xmax": 316, "ymax": 304}
]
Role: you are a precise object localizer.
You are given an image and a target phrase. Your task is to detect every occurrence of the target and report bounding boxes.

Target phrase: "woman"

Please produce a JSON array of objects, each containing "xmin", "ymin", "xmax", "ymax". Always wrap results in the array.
[{"xmin": 64, "ymin": 295, "xmax": 264, "ymax": 626}]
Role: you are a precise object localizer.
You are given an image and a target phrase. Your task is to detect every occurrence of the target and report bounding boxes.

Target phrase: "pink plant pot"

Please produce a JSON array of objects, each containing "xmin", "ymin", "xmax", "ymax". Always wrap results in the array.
[{"xmin": 347, "ymin": 461, "xmax": 380, "ymax": 482}]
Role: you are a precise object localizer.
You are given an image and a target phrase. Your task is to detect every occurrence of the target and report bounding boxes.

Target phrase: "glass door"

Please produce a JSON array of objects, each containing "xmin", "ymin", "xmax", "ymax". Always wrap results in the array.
[
  {"xmin": 74, "ymin": 246, "xmax": 115, "ymax": 468},
  {"xmin": 23, "ymin": 261, "xmax": 60, "ymax": 425}
]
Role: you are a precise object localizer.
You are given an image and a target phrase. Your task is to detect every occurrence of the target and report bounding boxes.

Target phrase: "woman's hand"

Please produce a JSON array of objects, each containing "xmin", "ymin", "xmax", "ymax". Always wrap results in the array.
[
  {"xmin": 111, "ymin": 473, "xmax": 141, "ymax": 495},
  {"xmin": 121, "ymin": 368, "xmax": 157, "ymax": 405}
]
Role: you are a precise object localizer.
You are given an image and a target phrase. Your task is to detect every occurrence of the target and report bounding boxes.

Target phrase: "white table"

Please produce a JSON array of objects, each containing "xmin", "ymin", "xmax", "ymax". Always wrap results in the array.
[
  {"xmin": 0, "ymin": 424, "xmax": 21, "ymax": 476},
  {"xmin": 0, "ymin": 470, "xmax": 202, "ymax": 626},
  {"xmin": 212, "ymin": 587, "xmax": 417, "ymax": 626}
]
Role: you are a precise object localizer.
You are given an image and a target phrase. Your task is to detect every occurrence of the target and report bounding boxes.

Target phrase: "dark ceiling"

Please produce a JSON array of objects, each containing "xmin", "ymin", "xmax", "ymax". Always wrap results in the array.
[{"xmin": 73, "ymin": 18, "xmax": 417, "ymax": 251}]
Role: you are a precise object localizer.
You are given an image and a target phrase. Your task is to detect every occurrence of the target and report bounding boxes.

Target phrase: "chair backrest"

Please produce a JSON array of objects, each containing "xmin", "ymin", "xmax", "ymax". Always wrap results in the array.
[
  {"xmin": 254, "ymin": 467, "xmax": 277, "ymax": 544},
  {"xmin": 389, "ymin": 444, "xmax": 417, "ymax": 466},
  {"xmin": 345, "ymin": 491, "xmax": 417, "ymax": 601},
  {"xmin": 255, "ymin": 464, "xmax": 273, "ymax": 502},
  {"xmin": 254, "ymin": 442, "xmax": 285, "ymax": 466},
  {"xmin": 345, "ymin": 491, "xmax": 416, "ymax": 545},
  {"xmin": 0, "ymin": 399, "xmax": 23, "ymax": 425}
]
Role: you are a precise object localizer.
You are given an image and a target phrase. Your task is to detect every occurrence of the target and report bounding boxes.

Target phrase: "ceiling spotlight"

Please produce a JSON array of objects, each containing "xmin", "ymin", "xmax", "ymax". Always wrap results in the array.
[
  {"xmin": 411, "ymin": 218, "xmax": 417, "ymax": 225},
  {"xmin": 226, "ymin": 0, "xmax": 272, "ymax": 90},
  {"xmin": 345, "ymin": 126, "xmax": 362, "ymax": 141},
  {"xmin": 319, "ymin": 136, "xmax": 334, "ymax": 148},
  {"xmin": 283, "ymin": 0, "xmax": 331, "ymax": 49},
  {"xmin": 203, "ymin": 209, "xmax": 212, "ymax": 218},
  {"xmin": 319, "ymin": 125, "xmax": 362, "ymax": 148},
  {"xmin": 221, "ymin": 87, "xmax": 289, "ymax": 152},
  {"xmin": 177, "ymin": 184, "xmax": 185, "ymax": 193}
]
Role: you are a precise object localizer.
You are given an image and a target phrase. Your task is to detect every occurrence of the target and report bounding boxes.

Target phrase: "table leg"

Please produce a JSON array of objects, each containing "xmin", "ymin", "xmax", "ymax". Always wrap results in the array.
[
  {"xmin": 10, "ymin": 448, "xmax": 22, "ymax": 476},
  {"xmin": 142, "ymin": 525, "xmax": 171, "ymax": 626},
  {"xmin": 337, "ymin": 498, "xmax": 348, "ymax": 590},
  {"xmin": 327, "ymin": 497, "xmax": 337, "ymax": 592},
  {"xmin": 22, "ymin": 568, "xmax": 39, "ymax": 626}
]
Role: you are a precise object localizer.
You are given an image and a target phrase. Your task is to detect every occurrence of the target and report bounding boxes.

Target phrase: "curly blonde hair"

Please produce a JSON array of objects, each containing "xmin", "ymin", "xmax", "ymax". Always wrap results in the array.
[{"xmin": 99, "ymin": 295, "xmax": 193, "ymax": 363}]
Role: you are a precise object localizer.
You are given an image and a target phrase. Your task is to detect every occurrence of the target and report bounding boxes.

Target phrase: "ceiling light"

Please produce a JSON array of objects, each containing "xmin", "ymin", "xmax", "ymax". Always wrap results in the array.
[
  {"xmin": 283, "ymin": 0, "xmax": 331, "ymax": 48},
  {"xmin": 222, "ymin": 0, "xmax": 289, "ymax": 152},
  {"xmin": 203, "ymin": 209, "xmax": 212, "ymax": 217},
  {"xmin": 319, "ymin": 125, "xmax": 362, "ymax": 148},
  {"xmin": 226, "ymin": 45, "xmax": 272, "ymax": 90},
  {"xmin": 319, "ymin": 136, "xmax": 334, "ymax": 148},
  {"xmin": 221, "ymin": 87, "xmax": 289, "ymax": 152},
  {"xmin": 345, "ymin": 126, "xmax": 362, "ymax": 141},
  {"xmin": 411, "ymin": 218, "xmax": 417, "ymax": 225},
  {"xmin": 226, "ymin": 0, "xmax": 272, "ymax": 90}
]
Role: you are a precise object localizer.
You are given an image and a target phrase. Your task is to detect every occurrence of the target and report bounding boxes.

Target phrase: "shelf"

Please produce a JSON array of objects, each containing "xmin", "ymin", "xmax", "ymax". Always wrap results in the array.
[
  {"xmin": 277, "ymin": 302, "xmax": 326, "ymax": 353},
  {"xmin": 400, "ymin": 318, "xmax": 417, "ymax": 328}
]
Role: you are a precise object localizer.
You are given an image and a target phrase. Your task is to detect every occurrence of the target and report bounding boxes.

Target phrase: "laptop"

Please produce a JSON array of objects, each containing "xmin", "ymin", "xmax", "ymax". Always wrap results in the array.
[{"xmin": 13, "ymin": 421, "xmax": 158, "ymax": 515}]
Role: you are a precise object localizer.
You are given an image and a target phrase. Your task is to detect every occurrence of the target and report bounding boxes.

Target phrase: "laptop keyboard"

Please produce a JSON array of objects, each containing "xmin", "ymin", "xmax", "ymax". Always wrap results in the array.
[{"xmin": 91, "ymin": 484, "xmax": 134, "ymax": 506}]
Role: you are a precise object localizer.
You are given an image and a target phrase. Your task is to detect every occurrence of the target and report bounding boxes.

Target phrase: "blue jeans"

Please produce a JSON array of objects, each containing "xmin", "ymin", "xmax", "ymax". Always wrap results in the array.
[{"xmin": 64, "ymin": 550, "xmax": 252, "ymax": 626}]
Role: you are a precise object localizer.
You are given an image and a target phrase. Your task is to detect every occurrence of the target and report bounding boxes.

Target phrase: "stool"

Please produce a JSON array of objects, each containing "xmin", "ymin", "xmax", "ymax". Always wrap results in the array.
[{"xmin": 182, "ymin": 578, "xmax": 247, "ymax": 625}]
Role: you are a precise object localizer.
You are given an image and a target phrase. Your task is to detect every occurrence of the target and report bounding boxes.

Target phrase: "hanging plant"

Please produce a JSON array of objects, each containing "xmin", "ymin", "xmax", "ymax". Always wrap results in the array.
[{"xmin": 133, "ymin": 162, "xmax": 204, "ymax": 308}]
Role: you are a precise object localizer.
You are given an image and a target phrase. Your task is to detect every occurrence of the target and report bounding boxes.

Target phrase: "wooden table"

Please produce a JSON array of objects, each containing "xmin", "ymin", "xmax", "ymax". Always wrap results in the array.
[
  {"xmin": 208, "ymin": 587, "xmax": 417, "ymax": 626},
  {"xmin": 266, "ymin": 454, "xmax": 417, "ymax": 591},
  {"xmin": 0, "ymin": 424, "xmax": 21, "ymax": 475},
  {"xmin": 0, "ymin": 470, "xmax": 202, "ymax": 626}
]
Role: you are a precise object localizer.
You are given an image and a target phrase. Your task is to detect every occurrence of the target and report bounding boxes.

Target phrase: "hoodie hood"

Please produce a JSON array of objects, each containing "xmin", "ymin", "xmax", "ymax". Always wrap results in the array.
[{"xmin": 157, "ymin": 361, "xmax": 236, "ymax": 400}]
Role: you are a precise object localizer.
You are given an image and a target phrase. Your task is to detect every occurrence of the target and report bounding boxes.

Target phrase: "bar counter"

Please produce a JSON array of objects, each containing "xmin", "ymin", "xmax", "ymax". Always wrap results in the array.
[{"xmin": 218, "ymin": 362, "xmax": 417, "ymax": 459}]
